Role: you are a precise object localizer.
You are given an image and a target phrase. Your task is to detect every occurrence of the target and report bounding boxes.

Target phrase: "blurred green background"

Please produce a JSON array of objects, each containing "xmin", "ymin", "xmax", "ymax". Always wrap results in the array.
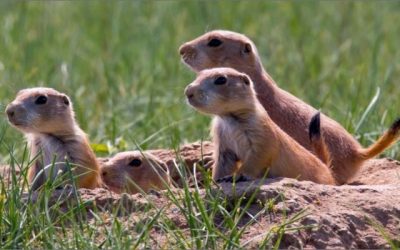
[{"xmin": 0, "ymin": 1, "xmax": 399, "ymax": 162}]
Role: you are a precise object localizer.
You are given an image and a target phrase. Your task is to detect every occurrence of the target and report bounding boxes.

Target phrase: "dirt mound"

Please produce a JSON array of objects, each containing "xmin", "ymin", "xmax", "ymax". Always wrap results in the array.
[
  {"xmin": 1, "ymin": 142, "xmax": 399, "ymax": 248},
  {"xmin": 22, "ymin": 166, "xmax": 399, "ymax": 248},
  {"xmin": 349, "ymin": 158, "xmax": 400, "ymax": 185},
  {"xmin": 218, "ymin": 178, "xmax": 400, "ymax": 249},
  {"xmin": 148, "ymin": 141, "xmax": 213, "ymax": 185}
]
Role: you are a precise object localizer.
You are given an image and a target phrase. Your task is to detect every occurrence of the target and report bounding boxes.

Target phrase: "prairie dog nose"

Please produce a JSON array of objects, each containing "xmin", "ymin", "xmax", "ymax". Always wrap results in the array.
[
  {"xmin": 184, "ymin": 84, "xmax": 196, "ymax": 99},
  {"xmin": 179, "ymin": 43, "xmax": 194, "ymax": 56},
  {"xmin": 5, "ymin": 104, "xmax": 15, "ymax": 118},
  {"xmin": 100, "ymin": 166, "xmax": 110, "ymax": 177}
]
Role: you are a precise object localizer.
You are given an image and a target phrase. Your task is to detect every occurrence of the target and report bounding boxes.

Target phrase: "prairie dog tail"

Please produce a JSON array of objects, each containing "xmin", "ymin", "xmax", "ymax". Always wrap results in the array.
[
  {"xmin": 358, "ymin": 118, "xmax": 400, "ymax": 159},
  {"xmin": 309, "ymin": 112, "xmax": 331, "ymax": 166}
]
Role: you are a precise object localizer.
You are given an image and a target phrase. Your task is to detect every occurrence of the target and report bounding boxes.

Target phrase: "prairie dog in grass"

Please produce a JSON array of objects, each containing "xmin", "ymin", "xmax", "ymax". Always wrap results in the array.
[
  {"xmin": 184, "ymin": 67, "xmax": 336, "ymax": 185},
  {"xmin": 100, "ymin": 142, "xmax": 214, "ymax": 192},
  {"xmin": 180, "ymin": 30, "xmax": 400, "ymax": 184},
  {"xmin": 100, "ymin": 151, "xmax": 170, "ymax": 194},
  {"xmin": 6, "ymin": 87, "xmax": 101, "ymax": 190}
]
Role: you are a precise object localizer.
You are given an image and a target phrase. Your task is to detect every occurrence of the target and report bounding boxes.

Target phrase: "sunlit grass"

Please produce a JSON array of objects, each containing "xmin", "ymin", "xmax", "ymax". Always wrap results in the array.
[{"xmin": 0, "ymin": 1, "xmax": 399, "ymax": 161}]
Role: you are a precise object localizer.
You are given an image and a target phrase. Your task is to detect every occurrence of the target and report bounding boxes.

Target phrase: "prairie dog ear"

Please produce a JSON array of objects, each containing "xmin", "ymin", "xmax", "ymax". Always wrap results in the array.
[
  {"xmin": 98, "ymin": 157, "xmax": 110, "ymax": 164},
  {"xmin": 17, "ymin": 89, "xmax": 27, "ymax": 96},
  {"xmin": 242, "ymin": 42, "xmax": 252, "ymax": 54},
  {"xmin": 159, "ymin": 162, "xmax": 169, "ymax": 173}
]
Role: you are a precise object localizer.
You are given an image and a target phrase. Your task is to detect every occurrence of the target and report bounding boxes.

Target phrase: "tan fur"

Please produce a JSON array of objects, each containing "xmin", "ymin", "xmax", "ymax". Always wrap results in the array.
[
  {"xmin": 6, "ymin": 87, "xmax": 101, "ymax": 190},
  {"xmin": 179, "ymin": 30, "xmax": 400, "ymax": 184},
  {"xmin": 184, "ymin": 68, "xmax": 336, "ymax": 185},
  {"xmin": 100, "ymin": 151, "xmax": 170, "ymax": 194},
  {"xmin": 311, "ymin": 135, "xmax": 331, "ymax": 166},
  {"xmin": 309, "ymin": 113, "xmax": 332, "ymax": 166}
]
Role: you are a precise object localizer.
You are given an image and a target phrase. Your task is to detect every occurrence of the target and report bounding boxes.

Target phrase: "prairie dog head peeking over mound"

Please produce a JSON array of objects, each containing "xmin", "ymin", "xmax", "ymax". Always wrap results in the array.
[
  {"xmin": 101, "ymin": 151, "xmax": 170, "ymax": 194},
  {"xmin": 5, "ymin": 87, "xmax": 101, "ymax": 190},
  {"xmin": 179, "ymin": 30, "xmax": 262, "ymax": 74},
  {"xmin": 184, "ymin": 68, "xmax": 336, "ymax": 185}
]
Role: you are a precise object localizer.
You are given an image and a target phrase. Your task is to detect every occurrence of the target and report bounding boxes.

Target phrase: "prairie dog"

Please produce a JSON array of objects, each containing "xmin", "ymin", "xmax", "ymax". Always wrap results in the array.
[
  {"xmin": 179, "ymin": 30, "xmax": 400, "ymax": 184},
  {"xmin": 100, "ymin": 151, "xmax": 170, "ymax": 194},
  {"xmin": 184, "ymin": 67, "xmax": 336, "ymax": 185},
  {"xmin": 5, "ymin": 87, "xmax": 101, "ymax": 190}
]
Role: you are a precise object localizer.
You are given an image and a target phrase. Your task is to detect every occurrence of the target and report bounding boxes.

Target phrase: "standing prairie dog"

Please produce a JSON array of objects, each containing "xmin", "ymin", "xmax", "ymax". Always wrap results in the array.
[
  {"xmin": 179, "ymin": 30, "xmax": 400, "ymax": 184},
  {"xmin": 184, "ymin": 67, "xmax": 336, "ymax": 185},
  {"xmin": 100, "ymin": 151, "xmax": 170, "ymax": 194},
  {"xmin": 5, "ymin": 87, "xmax": 101, "ymax": 190}
]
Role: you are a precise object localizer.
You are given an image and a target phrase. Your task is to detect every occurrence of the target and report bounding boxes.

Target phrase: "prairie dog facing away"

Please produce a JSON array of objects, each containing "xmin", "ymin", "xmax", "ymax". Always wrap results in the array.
[
  {"xmin": 100, "ymin": 151, "xmax": 170, "ymax": 194},
  {"xmin": 179, "ymin": 30, "xmax": 400, "ymax": 184},
  {"xmin": 184, "ymin": 67, "xmax": 336, "ymax": 185},
  {"xmin": 5, "ymin": 87, "xmax": 101, "ymax": 190}
]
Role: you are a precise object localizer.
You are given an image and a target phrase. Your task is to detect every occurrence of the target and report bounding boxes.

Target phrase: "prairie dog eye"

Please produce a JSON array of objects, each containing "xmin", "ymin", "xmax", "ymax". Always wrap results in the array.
[
  {"xmin": 35, "ymin": 96, "xmax": 47, "ymax": 105},
  {"xmin": 128, "ymin": 159, "xmax": 142, "ymax": 167},
  {"xmin": 214, "ymin": 76, "xmax": 227, "ymax": 85},
  {"xmin": 207, "ymin": 38, "xmax": 223, "ymax": 47}
]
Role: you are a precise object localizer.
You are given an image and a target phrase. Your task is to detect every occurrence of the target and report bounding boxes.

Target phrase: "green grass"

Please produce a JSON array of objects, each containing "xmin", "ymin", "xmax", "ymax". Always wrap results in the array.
[
  {"xmin": 1, "ymin": 1, "xmax": 400, "ymax": 160},
  {"xmin": 0, "ymin": 1, "xmax": 400, "ymax": 248}
]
